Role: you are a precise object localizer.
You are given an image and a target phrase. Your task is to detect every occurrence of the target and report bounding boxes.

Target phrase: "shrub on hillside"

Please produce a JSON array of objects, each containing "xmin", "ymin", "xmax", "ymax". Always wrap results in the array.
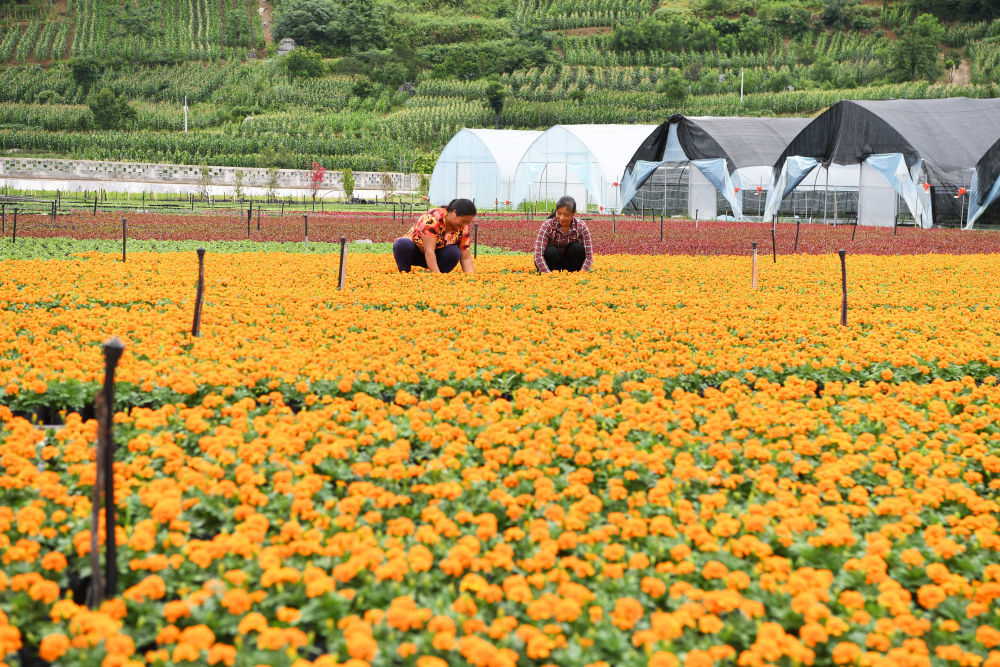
[
  {"xmin": 87, "ymin": 87, "xmax": 136, "ymax": 130},
  {"xmin": 282, "ymin": 47, "xmax": 325, "ymax": 80},
  {"xmin": 272, "ymin": 0, "xmax": 388, "ymax": 55}
]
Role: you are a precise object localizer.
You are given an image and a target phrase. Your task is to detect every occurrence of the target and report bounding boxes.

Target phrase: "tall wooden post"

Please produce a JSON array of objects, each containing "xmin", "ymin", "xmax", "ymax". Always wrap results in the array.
[
  {"xmin": 192, "ymin": 249, "xmax": 206, "ymax": 337},
  {"xmin": 338, "ymin": 237, "xmax": 347, "ymax": 290},
  {"xmin": 839, "ymin": 249, "xmax": 848, "ymax": 326}
]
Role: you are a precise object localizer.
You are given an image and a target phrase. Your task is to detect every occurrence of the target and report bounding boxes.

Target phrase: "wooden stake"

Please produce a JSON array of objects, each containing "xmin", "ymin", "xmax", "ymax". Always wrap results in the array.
[
  {"xmin": 100, "ymin": 338, "xmax": 124, "ymax": 599},
  {"xmin": 839, "ymin": 249, "xmax": 848, "ymax": 326},
  {"xmin": 771, "ymin": 223, "xmax": 777, "ymax": 263},
  {"xmin": 192, "ymin": 249, "xmax": 206, "ymax": 337},
  {"xmin": 338, "ymin": 237, "xmax": 347, "ymax": 290},
  {"xmin": 90, "ymin": 337, "xmax": 125, "ymax": 607}
]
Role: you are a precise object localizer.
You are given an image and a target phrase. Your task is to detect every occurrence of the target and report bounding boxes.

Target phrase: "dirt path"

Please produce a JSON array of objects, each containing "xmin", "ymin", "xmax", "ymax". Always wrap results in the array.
[
  {"xmin": 951, "ymin": 59, "xmax": 971, "ymax": 85},
  {"xmin": 258, "ymin": 0, "xmax": 273, "ymax": 44},
  {"xmin": 561, "ymin": 27, "xmax": 613, "ymax": 36}
]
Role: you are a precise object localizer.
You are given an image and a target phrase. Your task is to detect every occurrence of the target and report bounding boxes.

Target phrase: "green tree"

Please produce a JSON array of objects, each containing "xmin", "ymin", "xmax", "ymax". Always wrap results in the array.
[
  {"xmin": 656, "ymin": 70, "xmax": 688, "ymax": 107},
  {"xmin": 890, "ymin": 13, "xmax": 944, "ymax": 81},
  {"xmin": 112, "ymin": 4, "xmax": 162, "ymax": 59},
  {"xmin": 70, "ymin": 56, "xmax": 102, "ymax": 92},
  {"xmin": 224, "ymin": 8, "xmax": 253, "ymax": 47},
  {"xmin": 907, "ymin": 0, "xmax": 999, "ymax": 22},
  {"xmin": 352, "ymin": 78, "xmax": 376, "ymax": 99},
  {"xmin": 233, "ymin": 169, "xmax": 245, "ymax": 201},
  {"xmin": 822, "ymin": 0, "xmax": 859, "ymax": 29},
  {"xmin": 342, "ymin": 168, "xmax": 355, "ymax": 200},
  {"xmin": 87, "ymin": 87, "xmax": 136, "ymax": 130},
  {"xmin": 484, "ymin": 77, "xmax": 506, "ymax": 129},
  {"xmin": 272, "ymin": 0, "xmax": 386, "ymax": 55},
  {"xmin": 373, "ymin": 61, "xmax": 409, "ymax": 87},
  {"xmin": 266, "ymin": 167, "xmax": 280, "ymax": 200},
  {"xmin": 283, "ymin": 47, "xmax": 325, "ymax": 80}
]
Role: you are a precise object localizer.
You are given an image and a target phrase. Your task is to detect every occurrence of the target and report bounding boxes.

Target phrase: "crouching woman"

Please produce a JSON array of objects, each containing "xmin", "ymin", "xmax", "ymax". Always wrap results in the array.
[
  {"xmin": 393, "ymin": 198, "xmax": 477, "ymax": 274},
  {"xmin": 533, "ymin": 195, "xmax": 593, "ymax": 273}
]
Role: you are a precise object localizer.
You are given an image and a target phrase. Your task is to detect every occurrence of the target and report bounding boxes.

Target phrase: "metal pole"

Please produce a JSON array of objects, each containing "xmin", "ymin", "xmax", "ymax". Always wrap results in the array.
[
  {"xmin": 473, "ymin": 222, "xmax": 478, "ymax": 259},
  {"xmin": 337, "ymin": 237, "xmax": 347, "ymax": 290},
  {"xmin": 771, "ymin": 222, "xmax": 776, "ymax": 263},
  {"xmin": 752, "ymin": 242, "xmax": 757, "ymax": 290},
  {"xmin": 794, "ymin": 219, "xmax": 800, "ymax": 252},
  {"xmin": 122, "ymin": 219, "xmax": 126, "ymax": 262},
  {"xmin": 11, "ymin": 209, "xmax": 16, "ymax": 243},
  {"xmin": 659, "ymin": 214, "xmax": 663, "ymax": 242},
  {"xmin": 192, "ymin": 248, "xmax": 205, "ymax": 337},
  {"xmin": 304, "ymin": 215, "xmax": 309, "ymax": 248},
  {"xmin": 839, "ymin": 249, "xmax": 847, "ymax": 326},
  {"xmin": 247, "ymin": 208, "xmax": 251, "ymax": 238}
]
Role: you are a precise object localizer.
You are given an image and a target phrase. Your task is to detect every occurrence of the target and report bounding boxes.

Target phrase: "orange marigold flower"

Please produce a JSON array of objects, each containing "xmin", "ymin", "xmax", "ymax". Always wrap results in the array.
[
  {"xmin": 39, "ymin": 633, "xmax": 71, "ymax": 661},
  {"xmin": 208, "ymin": 643, "xmax": 236, "ymax": 666},
  {"xmin": 978, "ymin": 626, "xmax": 1000, "ymax": 649},
  {"xmin": 611, "ymin": 598, "xmax": 644, "ymax": 630},
  {"xmin": 917, "ymin": 585, "xmax": 947, "ymax": 610},
  {"xmin": 832, "ymin": 642, "xmax": 862, "ymax": 665},
  {"xmin": 650, "ymin": 651, "xmax": 681, "ymax": 667}
]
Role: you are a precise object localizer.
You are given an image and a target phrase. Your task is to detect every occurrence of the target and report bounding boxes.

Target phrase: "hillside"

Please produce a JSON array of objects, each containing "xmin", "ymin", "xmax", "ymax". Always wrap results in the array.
[{"xmin": 0, "ymin": 0, "xmax": 998, "ymax": 172}]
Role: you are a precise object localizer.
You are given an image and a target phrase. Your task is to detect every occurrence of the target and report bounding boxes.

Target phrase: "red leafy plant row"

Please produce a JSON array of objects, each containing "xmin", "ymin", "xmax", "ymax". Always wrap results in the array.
[{"xmin": 10, "ymin": 212, "xmax": 1000, "ymax": 255}]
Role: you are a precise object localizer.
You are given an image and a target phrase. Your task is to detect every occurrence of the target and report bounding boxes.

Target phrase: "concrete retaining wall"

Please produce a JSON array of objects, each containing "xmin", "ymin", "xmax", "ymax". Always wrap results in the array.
[{"xmin": 0, "ymin": 158, "xmax": 421, "ymax": 195}]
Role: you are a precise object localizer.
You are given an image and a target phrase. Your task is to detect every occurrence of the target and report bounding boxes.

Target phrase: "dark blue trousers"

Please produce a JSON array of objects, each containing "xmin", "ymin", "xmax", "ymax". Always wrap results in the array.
[{"xmin": 393, "ymin": 238, "xmax": 461, "ymax": 273}]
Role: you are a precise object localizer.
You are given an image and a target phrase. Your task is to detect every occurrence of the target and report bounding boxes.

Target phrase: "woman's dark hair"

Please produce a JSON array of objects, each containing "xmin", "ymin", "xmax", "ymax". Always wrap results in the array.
[
  {"xmin": 446, "ymin": 198, "xmax": 477, "ymax": 217},
  {"xmin": 547, "ymin": 195, "xmax": 577, "ymax": 219}
]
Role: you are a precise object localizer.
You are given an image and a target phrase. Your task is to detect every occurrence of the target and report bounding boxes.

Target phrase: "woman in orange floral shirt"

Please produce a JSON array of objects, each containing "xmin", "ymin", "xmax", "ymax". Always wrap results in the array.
[{"xmin": 393, "ymin": 199, "xmax": 477, "ymax": 274}]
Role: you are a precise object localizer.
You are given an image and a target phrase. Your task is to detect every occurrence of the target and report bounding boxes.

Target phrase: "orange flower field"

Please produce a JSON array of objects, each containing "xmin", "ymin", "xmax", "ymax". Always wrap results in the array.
[{"xmin": 1, "ymin": 250, "xmax": 1000, "ymax": 667}]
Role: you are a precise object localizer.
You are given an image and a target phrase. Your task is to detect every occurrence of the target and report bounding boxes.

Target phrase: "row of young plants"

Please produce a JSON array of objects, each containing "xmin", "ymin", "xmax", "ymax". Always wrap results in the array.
[
  {"xmin": 0, "ymin": 128, "xmax": 399, "ymax": 171},
  {"xmin": 2, "ymin": 372, "xmax": 998, "ymax": 665},
  {"xmin": 490, "ymin": 82, "xmax": 996, "ymax": 126},
  {"xmin": 514, "ymin": 0, "xmax": 654, "ymax": 29},
  {"xmin": 0, "ymin": 101, "xmax": 229, "ymax": 132},
  {"xmin": 67, "ymin": 0, "xmax": 262, "ymax": 63},
  {"xmin": 560, "ymin": 30, "xmax": 891, "ymax": 70},
  {"xmin": 0, "ymin": 61, "xmax": 366, "ymax": 110},
  {"xmin": 1, "ymin": 21, "xmax": 73, "ymax": 63},
  {"xmin": 2, "ymin": 76, "xmax": 995, "ymax": 169},
  {"xmin": 968, "ymin": 41, "xmax": 1000, "ymax": 86}
]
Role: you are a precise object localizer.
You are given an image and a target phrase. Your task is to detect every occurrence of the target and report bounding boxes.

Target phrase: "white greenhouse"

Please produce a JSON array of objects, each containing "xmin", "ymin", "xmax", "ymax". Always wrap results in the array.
[
  {"xmin": 427, "ymin": 129, "xmax": 542, "ymax": 207},
  {"xmin": 510, "ymin": 124, "xmax": 658, "ymax": 213}
]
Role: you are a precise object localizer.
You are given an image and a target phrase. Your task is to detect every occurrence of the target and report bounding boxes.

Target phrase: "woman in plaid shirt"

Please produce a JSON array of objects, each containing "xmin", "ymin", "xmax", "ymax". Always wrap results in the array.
[{"xmin": 533, "ymin": 195, "xmax": 593, "ymax": 273}]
